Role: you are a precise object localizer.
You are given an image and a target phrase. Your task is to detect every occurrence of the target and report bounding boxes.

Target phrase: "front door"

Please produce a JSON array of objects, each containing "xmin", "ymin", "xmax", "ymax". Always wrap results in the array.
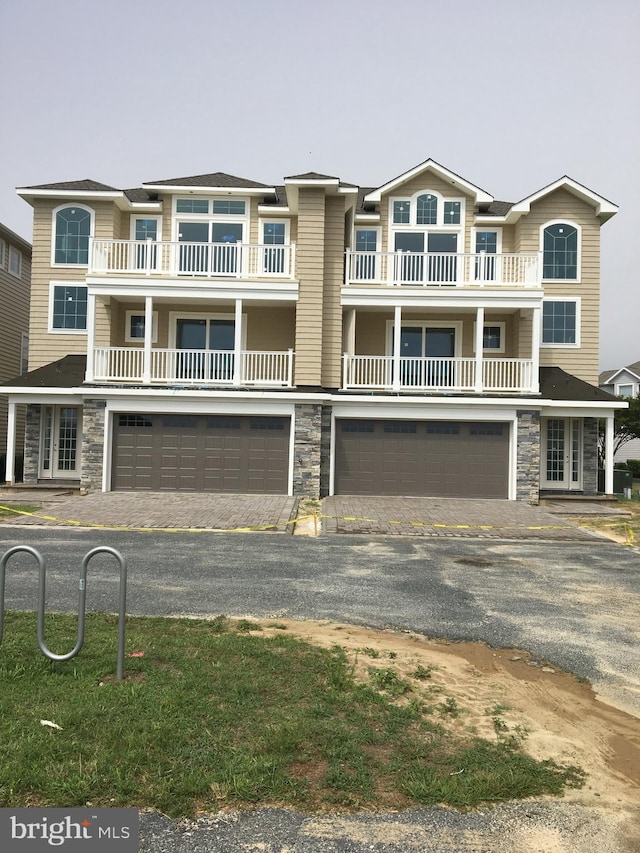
[
  {"xmin": 40, "ymin": 406, "xmax": 82, "ymax": 479},
  {"xmin": 541, "ymin": 418, "xmax": 583, "ymax": 490},
  {"xmin": 175, "ymin": 317, "xmax": 235, "ymax": 381}
]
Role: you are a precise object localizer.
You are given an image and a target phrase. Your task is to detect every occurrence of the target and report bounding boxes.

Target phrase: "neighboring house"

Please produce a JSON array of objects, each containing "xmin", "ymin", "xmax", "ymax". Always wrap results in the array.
[
  {"xmin": 0, "ymin": 222, "xmax": 31, "ymax": 479},
  {"xmin": 599, "ymin": 361, "xmax": 640, "ymax": 462},
  {"xmin": 0, "ymin": 159, "xmax": 624, "ymax": 499}
]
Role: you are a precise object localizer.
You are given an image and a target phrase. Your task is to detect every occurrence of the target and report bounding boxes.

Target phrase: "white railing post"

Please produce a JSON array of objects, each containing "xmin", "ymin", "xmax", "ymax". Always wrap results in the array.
[
  {"xmin": 531, "ymin": 307, "xmax": 541, "ymax": 392},
  {"xmin": 287, "ymin": 349, "xmax": 294, "ymax": 386},
  {"xmin": 474, "ymin": 307, "xmax": 484, "ymax": 392},
  {"xmin": 143, "ymin": 296, "xmax": 153, "ymax": 384},
  {"xmin": 233, "ymin": 299, "xmax": 243, "ymax": 384},
  {"xmin": 85, "ymin": 292, "xmax": 96, "ymax": 383},
  {"xmin": 392, "ymin": 306, "xmax": 402, "ymax": 390}
]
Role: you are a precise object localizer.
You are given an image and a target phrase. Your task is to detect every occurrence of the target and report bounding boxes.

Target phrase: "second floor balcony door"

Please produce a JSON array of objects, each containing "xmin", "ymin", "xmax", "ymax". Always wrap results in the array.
[
  {"xmin": 177, "ymin": 222, "xmax": 243, "ymax": 276},
  {"xmin": 397, "ymin": 326, "xmax": 456, "ymax": 387},
  {"xmin": 176, "ymin": 318, "xmax": 235, "ymax": 381},
  {"xmin": 394, "ymin": 233, "xmax": 458, "ymax": 284}
]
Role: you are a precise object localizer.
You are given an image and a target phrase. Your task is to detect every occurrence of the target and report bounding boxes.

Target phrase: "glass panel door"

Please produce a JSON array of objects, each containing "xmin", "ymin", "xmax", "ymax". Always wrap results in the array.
[
  {"xmin": 427, "ymin": 233, "xmax": 458, "ymax": 283},
  {"xmin": 134, "ymin": 218, "xmax": 159, "ymax": 270},
  {"xmin": 399, "ymin": 326, "xmax": 423, "ymax": 387},
  {"xmin": 426, "ymin": 327, "xmax": 455, "ymax": 386},
  {"xmin": 40, "ymin": 406, "xmax": 81, "ymax": 479},
  {"xmin": 209, "ymin": 319, "xmax": 235, "ymax": 380},
  {"xmin": 178, "ymin": 222, "xmax": 209, "ymax": 274},
  {"xmin": 176, "ymin": 318, "xmax": 207, "ymax": 378},
  {"xmin": 211, "ymin": 223, "xmax": 242, "ymax": 274},
  {"xmin": 542, "ymin": 418, "xmax": 582, "ymax": 490},
  {"xmin": 394, "ymin": 233, "xmax": 424, "ymax": 283}
]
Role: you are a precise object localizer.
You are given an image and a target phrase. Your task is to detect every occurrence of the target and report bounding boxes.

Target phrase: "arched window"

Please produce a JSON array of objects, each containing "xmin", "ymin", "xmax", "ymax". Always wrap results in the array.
[
  {"xmin": 54, "ymin": 206, "xmax": 92, "ymax": 265},
  {"xmin": 416, "ymin": 193, "xmax": 437, "ymax": 225},
  {"xmin": 542, "ymin": 222, "xmax": 578, "ymax": 280}
]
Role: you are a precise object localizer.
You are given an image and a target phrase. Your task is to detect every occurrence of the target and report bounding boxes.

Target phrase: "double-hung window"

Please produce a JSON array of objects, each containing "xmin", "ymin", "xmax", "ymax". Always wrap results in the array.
[{"xmin": 8, "ymin": 246, "xmax": 22, "ymax": 278}]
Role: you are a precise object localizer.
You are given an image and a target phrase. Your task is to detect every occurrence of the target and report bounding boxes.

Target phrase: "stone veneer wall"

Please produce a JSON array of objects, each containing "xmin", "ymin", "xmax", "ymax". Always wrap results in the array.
[
  {"xmin": 582, "ymin": 417, "xmax": 599, "ymax": 494},
  {"xmin": 23, "ymin": 404, "xmax": 41, "ymax": 484},
  {"xmin": 516, "ymin": 409, "xmax": 540, "ymax": 503},
  {"xmin": 293, "ymin": 402, "xmax": 322, "ymax": 498},
  {"xmin": 80, "ymin": 399, "xmax": 106, "ymax": 493},
  {"xmin": 319, "ymin": 405, "xmax": 332, "ymax": 497}
]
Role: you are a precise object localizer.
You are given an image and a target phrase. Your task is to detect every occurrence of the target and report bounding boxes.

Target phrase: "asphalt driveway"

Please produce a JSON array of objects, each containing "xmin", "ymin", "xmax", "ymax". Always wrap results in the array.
[{"xmin": 1, "ymin": 529, "xmax": 638, "ymax": 852}]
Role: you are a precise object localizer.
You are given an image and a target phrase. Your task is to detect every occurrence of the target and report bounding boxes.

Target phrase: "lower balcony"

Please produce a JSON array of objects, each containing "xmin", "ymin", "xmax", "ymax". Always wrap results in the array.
[
  {"xmin": 342, "ymin": 355, "xmax": 536, "ymax": 393},
  {"xmin": 92, "ymin": 347, "xmax": 294, "ymax": 387}
]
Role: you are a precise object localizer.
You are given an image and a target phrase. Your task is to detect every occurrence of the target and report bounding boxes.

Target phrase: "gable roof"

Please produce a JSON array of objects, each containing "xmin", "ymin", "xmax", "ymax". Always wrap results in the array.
[
  {"xmin": 599, "ymin": 360, "xmax": 640, "ymax": 386},
  {"xmin": 364, "ymin": 158, "xmax": 494, "ymax": 205},
  {"xmin": 507, "ymin": 176, "xmax": 618, "ymax": 222}
]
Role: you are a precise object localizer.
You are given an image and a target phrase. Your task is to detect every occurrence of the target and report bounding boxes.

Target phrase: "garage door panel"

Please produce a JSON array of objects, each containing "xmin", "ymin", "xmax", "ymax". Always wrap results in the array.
[
  {"xmin": 335, "ymin": 419, "xmax": 508, "ymax": 499},
  {"xmin": 112, "ymin": 414, "xmax": 289, "ymax": 493}
]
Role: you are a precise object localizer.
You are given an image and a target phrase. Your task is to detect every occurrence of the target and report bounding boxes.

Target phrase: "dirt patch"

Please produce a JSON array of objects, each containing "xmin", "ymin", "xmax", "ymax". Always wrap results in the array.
[{"xmin": 252, "ymin": 618, "xmax": 640, "ymax": 836}]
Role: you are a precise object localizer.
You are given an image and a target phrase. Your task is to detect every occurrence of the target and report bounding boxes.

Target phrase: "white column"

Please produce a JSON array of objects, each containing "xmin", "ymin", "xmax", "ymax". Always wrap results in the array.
[
  {"xmin": 605, "ymin": 416, "xmax": 614, "ymax": 494},
  {"xmin": 233, "ymin": 298, "xmax": 243, "ymax": 384},
  {"xmin": 392, "ymin": 305, "xmax": 402, "ymax": 391},
  {"xmin": 474, "ymin": 306, "xmax": 484, "ymax": 392},
  {"xmin": 143, "ymin": 295, "xmax": 153, "ymax": 383},
  {"xmin": 345, "ymin": 308, "xmax": 356, "ymax": 354},
  {"xmin": 5, "ymin": 401, "xmax": 16, "ymax": 484},
  {"xmin": 85, "ymin": 292, "xmax": 96, "ymax": 382},
  {"xmin": 531, "ymin": 306, "xmax": 541, "ymax": 393}
]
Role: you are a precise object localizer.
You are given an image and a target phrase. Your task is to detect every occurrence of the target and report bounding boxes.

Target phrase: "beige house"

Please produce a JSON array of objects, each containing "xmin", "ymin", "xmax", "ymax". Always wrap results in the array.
[
  {"xmin": 1, "ymin": 160, "xmax": 625, "ymax": 499},
  {"xmin": 0, "ymin": 222, "xmax": 31, "ymax": 479}
]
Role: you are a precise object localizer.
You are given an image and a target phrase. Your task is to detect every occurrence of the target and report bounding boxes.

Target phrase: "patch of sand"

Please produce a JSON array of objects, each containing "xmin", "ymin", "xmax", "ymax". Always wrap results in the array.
[{"xmin": 255, "ymin": 617, "xmax": 640, "ymax": 845}]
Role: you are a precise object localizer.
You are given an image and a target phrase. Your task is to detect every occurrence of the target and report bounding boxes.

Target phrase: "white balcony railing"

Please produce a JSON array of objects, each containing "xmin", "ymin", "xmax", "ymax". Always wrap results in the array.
[
  {"xmin": 345, "ymin": 251, "xmax": 540, "ymax": 287},
  {"xmin": 342, "ymin": 355, "xmax": 536, "ymax": 393},
  {"xmin": 90, "ymin": 240, "xmax": 296, "ymax": 280},
  {"xmin": 93, "ymin": 347, "xmax": 294, "ymax": 387}
]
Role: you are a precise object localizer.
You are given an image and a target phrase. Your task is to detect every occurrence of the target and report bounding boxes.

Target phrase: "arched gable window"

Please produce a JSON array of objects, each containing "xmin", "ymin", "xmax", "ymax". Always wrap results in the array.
[
  {"xmin": 542, "ymin": 222, "xmax": 579, "ymax": 280},
  {"xmin": 54, "ymin": 205, "xmax": 93, "ymax": 265},
  {"xmin": 416, "ymin": 193, "xmax": 438, "ymax": 225}
]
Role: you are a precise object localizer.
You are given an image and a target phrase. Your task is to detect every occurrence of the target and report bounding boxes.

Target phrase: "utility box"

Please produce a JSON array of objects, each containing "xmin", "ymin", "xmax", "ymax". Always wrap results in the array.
[{"xmin": 598, "ymin": 468, "xmax": 634, "ymax": 494}]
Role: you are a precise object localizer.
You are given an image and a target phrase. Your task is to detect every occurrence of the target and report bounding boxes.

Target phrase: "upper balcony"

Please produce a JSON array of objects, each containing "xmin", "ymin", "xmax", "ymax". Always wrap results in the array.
[
  {"xmin": 89, "ymin": 239, "xmax": 297, "ymax": 282},
  {"xmin": 344, "ymin": 251, "xmax": 540, "ymax": 288}
]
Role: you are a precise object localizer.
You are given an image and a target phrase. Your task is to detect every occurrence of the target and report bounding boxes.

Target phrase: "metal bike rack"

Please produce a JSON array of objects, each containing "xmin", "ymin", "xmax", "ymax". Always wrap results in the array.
[{"xmin": 0, "ymin": 546, "xmax": 128, "ymax": 680}]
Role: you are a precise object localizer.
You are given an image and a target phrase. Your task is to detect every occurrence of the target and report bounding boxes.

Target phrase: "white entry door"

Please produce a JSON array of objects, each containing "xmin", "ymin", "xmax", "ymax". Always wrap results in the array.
[
  {"xmin": 541, "ymin": 418, "xmax": 582, "ymax": 490},
  {"xmin": 40, "ymin": 406, "xmax": 82, "ymax": 479}
]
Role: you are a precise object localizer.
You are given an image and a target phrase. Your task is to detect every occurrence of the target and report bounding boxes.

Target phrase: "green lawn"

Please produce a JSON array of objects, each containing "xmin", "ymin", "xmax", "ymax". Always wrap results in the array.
[{"xmin": 0, "ymin": 613, "xmax": 583, "ymax": 817}]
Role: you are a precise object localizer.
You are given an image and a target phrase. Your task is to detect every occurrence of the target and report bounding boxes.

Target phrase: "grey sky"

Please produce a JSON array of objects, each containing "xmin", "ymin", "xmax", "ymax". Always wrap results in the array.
[{"xmin": 1, "ymin": 0, "xmax": 637, "ymax": 370}]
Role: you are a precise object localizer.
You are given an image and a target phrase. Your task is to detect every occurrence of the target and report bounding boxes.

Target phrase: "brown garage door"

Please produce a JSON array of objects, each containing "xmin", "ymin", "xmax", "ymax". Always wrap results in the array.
[
  {"xmin": 112, "ymin": 414, "xmax": 290, "ymax": 493},
  {"xmin": 335, "ymin": 419, "xmax": 509, "ymax": 498}
]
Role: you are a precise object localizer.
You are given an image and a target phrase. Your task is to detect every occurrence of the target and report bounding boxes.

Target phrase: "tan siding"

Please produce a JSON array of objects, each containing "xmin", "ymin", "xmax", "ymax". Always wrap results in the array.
[
  {"xmin": 321, "ymin": 195, "xmax": 345, "ymax": 386},
  {"xmin": 28, "ymin": 199, "xmax": 118, "ymax": 369},
  {"xmin": 294, "ymin": 189, "xmax": 325, "ymax": 384},
  {"xmin": 0, "ymin": 226, "xmax": 31, "ymax": 460},
  {"xmin": 516, "ymin": 189, "xmax": 600, "ymax": 383},
  {"xmin": 246, "ymin": 307, "xmax": 295, "ymax": 350}
]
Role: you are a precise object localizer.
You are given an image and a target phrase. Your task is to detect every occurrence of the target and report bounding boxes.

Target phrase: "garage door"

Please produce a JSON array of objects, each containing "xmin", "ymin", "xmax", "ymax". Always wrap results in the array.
[
  {"xmin": 335, "ymin": 419, "xmax": 509, "ymax": 498},
  {"xmin": 112, "ymin": 414, "xmax": 290, "ymax": 493}
]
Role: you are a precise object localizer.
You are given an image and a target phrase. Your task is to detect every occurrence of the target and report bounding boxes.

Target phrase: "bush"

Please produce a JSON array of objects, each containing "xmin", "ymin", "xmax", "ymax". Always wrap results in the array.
[{"xmin": 627, "ymin": 459, "xmax": 640, "ymax": 479}]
